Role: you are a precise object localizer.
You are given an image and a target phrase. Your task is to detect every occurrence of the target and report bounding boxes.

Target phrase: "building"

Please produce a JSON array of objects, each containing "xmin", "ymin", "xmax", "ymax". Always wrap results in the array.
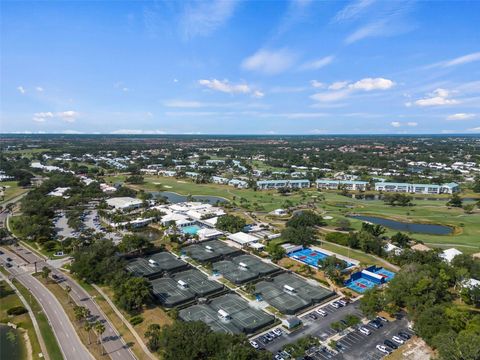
[
  {"xmin": 228, "ymin": 179, "xmax": 248, "ymax": 189},
  {"xmin": 227, "ymin": 232, "xmax": 260, "ymax": 246},
  {"xmin": 47, "ymin": 187, "xmax": 70, "ymax": 197},
  {"xmin": 440, "ymin": 248, "xmax": 463, "ymax": 263},
  {"xmin": 212, "ymin": 176, "xmax": 229, "ymax": 185},
  {"xmin": 374, "ymin": 182, "xmax": 459, "ymax": 194},
  {"xmin": 106, "ymin": 197, "xmax": 143, "ymax": 211},
  {"xmin": 316, "ymin": 179, "xmax": 368, "ymax": 191},
  {"xmin": 256, "ymin": 179, "xmax": 310, "ymax": 190}
]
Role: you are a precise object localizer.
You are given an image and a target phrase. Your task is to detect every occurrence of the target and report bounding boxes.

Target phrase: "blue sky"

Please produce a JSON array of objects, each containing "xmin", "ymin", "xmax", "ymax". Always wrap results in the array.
[{"xmin": 1, "ymin": 0, "xmax": 480, "ymax": 134}]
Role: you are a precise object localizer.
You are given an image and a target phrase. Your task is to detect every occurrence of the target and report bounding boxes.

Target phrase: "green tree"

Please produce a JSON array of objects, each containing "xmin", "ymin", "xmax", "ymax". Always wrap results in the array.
[
  {"xmin": 216, "ymin": 215, "xmax": 247, "ymax": 233},
  {"xmin": 286, "ymin": 211, "xmax": 325, "ymax": 228},
  {"xmin": 114, "ymin": 277, "xmax": 152, "ymax": 313},
  {"xmin": 447, "ymin": 193, "xmax": 463, "ymax": 208},
  {"xmin": 359, "ymin": 288, "xmax": 385, "ymax": 319},
  {"xmin": 94, "ymin": 321, "xmax": 106, "ymax": 355},
  {"xmin": 118, "ymin": 234, "xmax": 152, "ymax": 255},
  {"xmin": 145, "ymin": 324, "xmax": 162, "ymax": 352},
  {"xmin": 281, "ymin": 226, "xmax": 316, "ymax": 247},
  {"xmin": 41, "ymin": 266, "xmax": 51, "ymax": 282}
]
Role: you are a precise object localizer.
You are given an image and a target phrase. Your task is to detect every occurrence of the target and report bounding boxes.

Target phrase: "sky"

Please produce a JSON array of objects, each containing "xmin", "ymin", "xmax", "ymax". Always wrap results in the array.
[{"xmin": 1, "ymin": 0, "xmax": 480, "ymax": 135}]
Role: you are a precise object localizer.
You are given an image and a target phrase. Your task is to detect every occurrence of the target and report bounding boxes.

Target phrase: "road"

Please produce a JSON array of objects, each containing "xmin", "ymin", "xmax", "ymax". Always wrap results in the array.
[
  {"xmin": 7, "ymin": 244, "xmax": 137, "ymax": 360},
  {"xmin": 1, "ymin": 248, "xmax": 93, "ymax": 360}
]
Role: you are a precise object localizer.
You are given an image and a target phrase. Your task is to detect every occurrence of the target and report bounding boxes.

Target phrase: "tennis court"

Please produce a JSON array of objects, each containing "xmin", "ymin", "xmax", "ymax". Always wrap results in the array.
[
  {"xmin": 344, "ymin": 266, "xmax": 395, "ymax": 293},
  {"xmin": 183, "ymin": 240, "xmax": 241, "ymax": 263},
  {"xmin": 179, "ymin": 294, "xmax": 274, "ymax": 334},
  {"xmin": 126, "ymin": 252, "xmax": 188, "ymax": 278},
  {"xmin": 231, "ymin": 254, "xmax": 279, "ymax": 277},
  {"xmin": 150, "ymin": 277, "xmax": 195, "ymax": 307},
  {"xmin": 344, "ymin": 277, "xmax": 377, "ymax": 293},
  {"xmin": 255, "ymin": 273, "xmax": 335, "ymax": 314},
  {"xmin": 375, "ymin": 267, "xmax": 395, "ymax": 281},
  {"xmin": 172, "ymin": 269, "xmax": 224, "ymax": 296},
  {"xmin": 289, "ymin": 248, "xmax": 354, "ymax": 268},
  {"xmin": 212, "ymin": 260, "xmax": 258, "ymax": 284}
]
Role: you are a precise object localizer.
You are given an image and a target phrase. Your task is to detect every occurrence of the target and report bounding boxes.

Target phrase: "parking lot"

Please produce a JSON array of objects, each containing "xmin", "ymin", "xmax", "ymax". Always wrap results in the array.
[
  {"xmin": 307, "ymin": 316, "xmax": 414, "ymax": 360},
  {"xmin": 251, "ymin": 300, "xmax": 363, "ymax": 353}
]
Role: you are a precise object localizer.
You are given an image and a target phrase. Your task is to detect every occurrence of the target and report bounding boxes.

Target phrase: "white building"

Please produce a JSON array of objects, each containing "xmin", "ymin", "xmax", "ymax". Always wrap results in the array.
[
  {"xmin": 374, "ymin": 182, "xmax": 459, "ymax": 194},
  {"xmin": 47, "ymin": 187, "xmax": 70, "ymax": 197},
  {"xmin": 316, "ymin": 179, "xmax": 368, "ymax": 191},
  {"xmin": 440, "ymin": 248, "xmax": 463, "ymax": 263},
  {"xmin": 227, "ymin": 232, "xmax": 260, "ymax": 246},
  {"xmin": 256, "ymin": 179, "xmax": 310, "ymax": 190},
  {"xmin": 106, "ymin": 197, "xmax": 143, "ymax": 211}
]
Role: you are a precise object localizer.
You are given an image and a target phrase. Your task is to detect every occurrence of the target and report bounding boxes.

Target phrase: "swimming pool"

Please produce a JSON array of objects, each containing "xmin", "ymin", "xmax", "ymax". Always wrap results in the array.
[
  {"xmin": 181, "ymin": 225, "xmax": 202, "ymax": 235},
  {"xmin": 288, "ymin": 248, "xmax": 354, "ymax": 268}
]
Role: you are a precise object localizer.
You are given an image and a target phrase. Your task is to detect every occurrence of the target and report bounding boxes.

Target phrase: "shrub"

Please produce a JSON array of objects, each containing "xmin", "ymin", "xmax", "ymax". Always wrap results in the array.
[
  {"xmin": 325, "ymin": 232, "xmax": 349, "ymax": 246},
  {"xmin": 129, "ymin": 315, "xmax": 144, "ymax": 325},
  {"xmin": 7, "ymin": 306, "xmax": 28, "ymax": 316}
]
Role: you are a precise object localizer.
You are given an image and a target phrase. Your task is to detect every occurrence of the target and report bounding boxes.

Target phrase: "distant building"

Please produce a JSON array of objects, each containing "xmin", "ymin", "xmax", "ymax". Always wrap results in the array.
[
  {"xmin": 228, "ymin": 232, "xmax": 260, "ymax": 246},
  {"xmin": 228, "ymin": 179, "xmax": 248, "ymax": 189},
  {"xmin": 440, "ymin": 248, "xmax": 463, "ymax": 263},
  {"xmin": 316, "ymin": 179, "xmax": 368, "ymax": 191},
  {"xmin": 256, "ymin": 179, "xmax": 310, "ymax": 190},
  {"xmin": 106, "ymin": 197, "xmax": 143, "ymax": 211},
  {"xmin": 374, "ymin": 182, "xmax": 459, "ymax": 194}
]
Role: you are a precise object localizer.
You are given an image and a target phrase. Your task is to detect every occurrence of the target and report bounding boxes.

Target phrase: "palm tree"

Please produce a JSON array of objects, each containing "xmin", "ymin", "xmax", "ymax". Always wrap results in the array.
[
  {"xmin": 84, "ymin": 322, "xmax": 93, "ymax": 345},
  {"xmin": 41, "ymin": 266, "xmax": 51, "ymax": 282},
  {"xmin": 94, "ymin": 321, "xmax": 106, "ymax": 355}
]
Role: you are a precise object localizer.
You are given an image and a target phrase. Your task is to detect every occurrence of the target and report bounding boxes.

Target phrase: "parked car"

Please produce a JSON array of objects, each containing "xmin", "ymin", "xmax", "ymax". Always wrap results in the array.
[
  {"xmin": 274, "ymin": 354, "xmax": 284, "ymax": 360},
  {"xmin": 6, "ymin": 257, "xmax": 12, "ymax": 262},
  {"xmin": 268, "ymin": 331, "xmax": 277, "ymax": 338},
  {"xmin": 265, "ymin": 333, "xmax": 274, "ymax": 341},
  {"xmin": 377, "ymin": 316, "xmax": 389, "ymax": 322},
  {"xmin": 273, "ymin": 328, "xmax": 283, "ymax": 336},
  {"xmin": 359, "ymin": 327, "xmax": 371, "ymax": 335},
  {"xmin": 384, "ymin": 339, "xmax": 398, "ymax": 350},
  {"xmin": 308, "ymin": 313, "xmax": 318, "ymax": 320},
  {"xmin": 392, "ymin": 335, "xmax": 405, "ymax": 344},
  {"xmin": 331, "ymin": 302, "xmax": 340, "ymax": 309},
  {"xmin": 316, "ymin": 308, "xmax": 328, "ymax": 317},
  {"xmin": 376, "ymin": 345, "xmax": 392, "ymax": 354},
  {"xmin": 338, "ymin": 299, "xmax": 348, "ymax": 306},
  {"xmin": 0, "ymin": 250, "xmax": 4, "ymax": 255},
  {"xmin": 398, "ymin": 331, "xmax": 411, "ymax": 340},
  {"xmin": 249, "ymin": 341, "xmax": 259, "ymax": 349},
  {"xmin": 5, "ymin": 263, "xmax": 12, "ymax": 268},
  {"xmin": 369, "ymin": 320, "xmax": 383, "ymax": 329}
]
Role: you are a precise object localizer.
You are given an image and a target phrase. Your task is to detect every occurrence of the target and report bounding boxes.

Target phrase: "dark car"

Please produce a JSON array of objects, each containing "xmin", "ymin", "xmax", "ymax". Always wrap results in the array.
[
  {"xmin": 6, "ymin": 257, "xmax": 12, "ymax": 262},
  {"xmin": 384, "ymin": 339, "xmax": 398, "ymax": 350},
  {"xmin": 369, "ymin": 320, "xmax": 382, "ymax": 329},
  {"xmin": 0, "ymin": 250, "xmax": 4, "ymax": 255},
  {"xmin": 5, "ymin": 263, "xmax": 13, "ymax": 268},
  {"xmin": 398, "ymin": 331, "xmax": 411, "ymax": 340},
  {"xmin": 308, "ymin": 313, "xmax": 318, "ymax": 320}
]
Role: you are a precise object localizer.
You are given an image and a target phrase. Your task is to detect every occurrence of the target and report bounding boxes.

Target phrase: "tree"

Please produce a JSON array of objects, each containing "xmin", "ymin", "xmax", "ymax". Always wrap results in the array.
[
  {"xmin": 286, "ymin": 211, "xmax": 325, "ymax": 228},
  {"xmin": 391, "ymin": 232, "xmax": 411, "ymax": 248},
  {"xmin": 361, "ymin": 223, "xmax": 386, "ymax": 237},
  {"xmin": 65, "ymin": 285, "xmax": 72, "ymax": 304},
  {"xmin": 145, "ymin": 324, "xmax": 162, "ymax": 352},
  {"xmin": 114, "ymin": 277, "xmax": 152, "ymax": 313},
  {"xmin": 359, "ymin": 288, "xmax": 385, "ymax": 319},
  {"xmin": 269, "ymin": 244, "xmax": 286, "ymax": 262},
  {"xmin": 41, "ymin": 266, "xmax": 51, "ymax": 282},
  {"xmin": 463, "ymin": 204, "xmax": 475, "ymax": 214},
  {"xmin": 281, "ymin": 226, "xmax": 316, "ymax": 247},
  {"xmin": 118, "ymin": 234, "xmax": 152, "ymax": 255},
  {"xmin": 216, "ymin": 215, "xmax": 247, "ymax": 233},
  {"xmin": 384, "ymin": 193, "xmax": 413, "ymax": 207},
  {"xmin": 94, "ymin": 321, "xmax": 106, "ymax": 355},
  {"xmin": 447, "ymin": 193, "xmax": 463, "ymax": 208},
  {"xmin": 84, "ymin": 322, "xmax": 93, "ymax": 345},
  {"xmin": 334, "ymin": 218, "xmax": 351, "ymax": 231},
  {"xmin": 473, "ymin": 176, "xmax": 480, "ymax": 193}
]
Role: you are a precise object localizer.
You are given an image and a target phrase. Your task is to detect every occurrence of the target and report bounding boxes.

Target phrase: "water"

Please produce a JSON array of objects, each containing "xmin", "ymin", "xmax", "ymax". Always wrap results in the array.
[
  {"xmin": 181, "ymin": 225, "xmax": 202, "ymax": 235},
  {"xmin": 0, "ymin": 325, "xmax": 24, "ymax": 360},
  {"xmin": 349, "ymin": 215, "xmax": 453, "ymax": 235},
  {"xmin": 151, "ymin": 191, "xmax": 228, "ymax": 204}
]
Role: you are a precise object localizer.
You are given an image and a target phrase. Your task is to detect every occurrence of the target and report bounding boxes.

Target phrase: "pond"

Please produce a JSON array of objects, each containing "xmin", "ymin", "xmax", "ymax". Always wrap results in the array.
[
  {"xmin": 0, "ymin": 325, "xmax": 24, "ymax": 360},
  {"xmin": 348, "ymin": 215, "xmax": 453, "ymax": 235},
  {"xmin": 150, "ymin": 191, "xmax": 229, "ymax": 204}
]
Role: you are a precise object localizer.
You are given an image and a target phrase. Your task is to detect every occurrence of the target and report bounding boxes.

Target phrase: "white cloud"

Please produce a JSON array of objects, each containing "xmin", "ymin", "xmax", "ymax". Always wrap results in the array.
[
  {"xmin": 348, "ymin": 77, "xmax": 394, "ymax": 91},
  {"xmin": 334, "ymin": 0, "xmax": 376, "ymax": 22},
  {"xmin": 241, "ymin": 48, "xmax": 297, "ymax": 75},
  {"xmin": 181, "ymin": 0, "xmax": 238, "ymax": 39},
  {"xmin": 198, "ymin": 79, "xmax": 264, "ymax": 98},
  {"xmin": 310, "ymin": 80, "xmax": 325, "ymax": 89},
  {"xmin": 57, "ymin": 111, "xmax": 79, "ymax": 123},
  {"xmin": 36, "ymin": 86, "xmax": 44, "ymax": 92},
  {"xmin": 429, "ymin": 52, "xmax": 480, "ymax": 68},
  {"xmin": 309, "ymin": 128, "xmax": 328, "ymax": 134},
  {"xmin": 311, "ymin": 77, "xmax": 395, "ymax": 103},
  {"xmin": 32, "ymin": 110, "xmax": 79, "ymax": 123},
  {"xmin": 468, "ymin": 127, "xmax": 480, "ymax": 132},
  {"xmin": 33, "ymin": 112, "xmax": 54, "ymax": 122},
  {"xmin": 300, "ymin": 55, "xmax": 335, "ymax": 70},
  {"xmin": 199, "ymin": 79, "xmax": 250, "ymax": 94},
  {"xmin": 446, "ymin": 113, "xmax": 476, "ymax": 121},
  {"xmin": 110, "ymin": 129, "xmax": 166, "ymax": 134},
  {"xmin": 17, "ymin": 86, "xmax": 26, "ymax": 94},
  {"xmin": 164, "ymin": 100, "xmax": 205, "ymax": 108},
  {"xmin": 391, "ymin": 121, "xmax": 417, "ymax": 127},
  {"xmin": 411, "ymin": 88, "xmax": 459, "ymax": 107},
  {"xmin": 328, "ymin": 81, "xmax": 349, "ymax": 90},
  {"xmin": 345, "ymin": 20, "xmax": 386, "ymax": 44}
]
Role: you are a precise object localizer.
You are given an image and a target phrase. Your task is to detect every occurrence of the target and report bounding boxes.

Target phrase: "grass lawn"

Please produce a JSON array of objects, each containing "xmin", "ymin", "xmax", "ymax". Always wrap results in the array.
[
  {"xmin": 315, "ymin": 191, "xmax": 480, "ymax": 253},
  {"xmin": 0, "ymin": 279, "xmax": 42, "ymax": 359},
  {"xmin": 0, "ymin": 181, "xmax": 28, "ymax": 205},
  {"xmin": 104, "ymin": 175, "xmax": 313, "ymax": 212},
  {"xmin": 4, "ymin": 148, "xmax": 50, "ymax": 158},
  {"xmin": 11, "ymin": 278, "xmax": 64, "ymax": 360}
]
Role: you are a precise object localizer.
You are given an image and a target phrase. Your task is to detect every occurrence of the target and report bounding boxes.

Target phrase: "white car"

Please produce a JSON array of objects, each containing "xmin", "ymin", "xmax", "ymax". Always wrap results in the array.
[
  {"xmin": 249, "ymin": 340, "xmax": 259, "ymax": 349},
  {"xmin": 337, "ymin": 299, "xmax": 348, "ymax": 306},
  {"xmin": 273, "ymin": 328, "xmax": 283, "ymax": 336},
  {"xmin": 331, "ymin": 302, "xmax": 340, "ymax": 309},
  {"xmin": 376, "ymin": 345, "xmax": 392, "ymax": 354},
  {"xmin": 359, "ymin": 327, "xmax": 371, "ymax": 335},
  {"xmin": 316, "ymin": 308, "xmax": 328, "ymax": 317},
  {"xmin": 392, "ymin": 335, "xmax": 405, "ymax": 344}
]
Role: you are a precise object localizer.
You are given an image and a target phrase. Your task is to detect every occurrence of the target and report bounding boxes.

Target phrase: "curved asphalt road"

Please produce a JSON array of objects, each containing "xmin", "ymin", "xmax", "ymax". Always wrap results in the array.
[{"xmin": 1, "ymin": 248, "xmax": 93, "ymax": 360}]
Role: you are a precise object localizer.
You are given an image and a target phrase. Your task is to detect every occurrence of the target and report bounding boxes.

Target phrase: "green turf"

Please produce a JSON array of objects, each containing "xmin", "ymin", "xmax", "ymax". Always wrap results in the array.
[{"xmin": 0, "ymin": 181, "xmax": 28, "ymax": 205}]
